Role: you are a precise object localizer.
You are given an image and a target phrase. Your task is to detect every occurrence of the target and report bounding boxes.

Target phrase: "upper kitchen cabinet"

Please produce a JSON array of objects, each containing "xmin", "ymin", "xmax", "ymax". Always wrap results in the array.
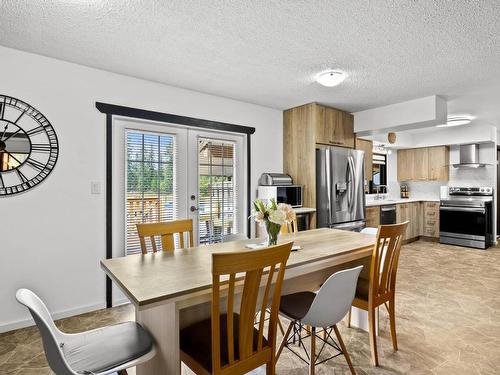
[
  {"xmin": 428, "ymin": 146, "xmax": 450, "ymax": 181},
  {"xmin": 283, "ymin": 103, "xmax": 355, "ymax": 228},
  {"xmin": 413, "ymin": 147, "xmax": 429, "ymax": 180},
  {"xmin": 315, "ymin": 104, "xmax": 355, "ymax": 148},
  {"xmin": 397, "ymin": 146, "xmax": 449, "ymax": 182},
  {"xmin": 355, "ymin": 138, "xmax": 373, "ymax": 182}
]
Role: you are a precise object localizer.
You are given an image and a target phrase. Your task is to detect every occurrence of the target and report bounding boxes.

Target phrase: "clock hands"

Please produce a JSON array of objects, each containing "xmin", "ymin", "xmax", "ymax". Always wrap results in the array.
[
  {"xmin": 5, "ymin": 151, "xmax": 24, "ymax": 166},
  {"xmin": 2, "ymin": 128, "xmax": 21, "ymax": 143},
  {"xmin": 1, "ymin": 123, "xmax": 8, "ymax": 141}
]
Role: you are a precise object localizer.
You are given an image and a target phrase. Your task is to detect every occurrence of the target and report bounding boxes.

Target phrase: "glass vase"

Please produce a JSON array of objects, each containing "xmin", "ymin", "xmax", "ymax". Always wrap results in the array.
[{"xmin": 265, "ymin": 220, "xmax": 280, "ymax": 246}]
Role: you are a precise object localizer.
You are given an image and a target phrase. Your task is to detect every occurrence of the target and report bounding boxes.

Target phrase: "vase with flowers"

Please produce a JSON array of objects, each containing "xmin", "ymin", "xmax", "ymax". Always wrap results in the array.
[{"xmin": 250, "ymin": 198, "xmax": 296, "ymax": 246}]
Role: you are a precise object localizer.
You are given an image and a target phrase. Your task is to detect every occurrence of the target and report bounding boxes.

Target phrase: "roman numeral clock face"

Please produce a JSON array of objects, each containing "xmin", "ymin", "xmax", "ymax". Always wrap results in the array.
[{"xmin": 0, "ymin": 95, "xmax": 59, "ymax": 196}]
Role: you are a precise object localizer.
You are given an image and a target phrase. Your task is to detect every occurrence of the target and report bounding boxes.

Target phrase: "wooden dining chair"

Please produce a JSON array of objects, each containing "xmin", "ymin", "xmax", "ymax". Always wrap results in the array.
[
  {"xmin": 280, "ymin": 217, "xmax": 298, "ymax": 234},
  {"xmin": 180, "ymin": 242, "xmax": 293, "ymax": 375},
  {"xmin": 347, "ymin": 221, "xmax": 408, "ymax": 366},
  {"xmin": 136, "ymin": 219, "xmax": 194, "ymax": 254}
]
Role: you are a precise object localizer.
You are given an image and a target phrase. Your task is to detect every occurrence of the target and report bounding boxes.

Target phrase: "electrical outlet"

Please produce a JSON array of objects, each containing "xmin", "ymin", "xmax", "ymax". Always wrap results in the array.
[{"xmin": 91, "ymin": 181, "xmax": 101, "ymax": 195}]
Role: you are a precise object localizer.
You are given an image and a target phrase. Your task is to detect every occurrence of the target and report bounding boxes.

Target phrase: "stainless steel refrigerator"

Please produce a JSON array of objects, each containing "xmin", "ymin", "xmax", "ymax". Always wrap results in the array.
[{"xmin": 316, "ymin": 146, "xmax": 366, "ymax": 231}]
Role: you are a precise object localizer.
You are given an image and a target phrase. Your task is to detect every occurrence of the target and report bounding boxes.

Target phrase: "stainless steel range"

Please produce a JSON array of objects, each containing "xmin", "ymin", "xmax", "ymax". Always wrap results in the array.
[{"xmin": 440, "ymin": 187, "xmax": 493, "ymax": 249}]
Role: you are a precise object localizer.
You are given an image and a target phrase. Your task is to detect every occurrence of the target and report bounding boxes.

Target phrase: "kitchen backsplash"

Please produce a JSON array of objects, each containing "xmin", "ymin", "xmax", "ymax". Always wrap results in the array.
[{"xmin": 404, "ymin": 181, "xmax": 443, "ymax": 200}]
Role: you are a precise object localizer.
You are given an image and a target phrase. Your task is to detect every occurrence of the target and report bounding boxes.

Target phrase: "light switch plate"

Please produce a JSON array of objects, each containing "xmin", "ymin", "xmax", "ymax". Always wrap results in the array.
[{"xmin": 91, "ymin": 181, "xmax": 101, "ymax": 195}]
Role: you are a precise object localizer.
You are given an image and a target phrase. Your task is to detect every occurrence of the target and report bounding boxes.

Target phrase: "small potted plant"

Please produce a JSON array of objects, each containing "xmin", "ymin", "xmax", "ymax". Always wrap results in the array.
[{"xmin": 250, "ymin": 198, "xmax": 296, "ymax": 246}]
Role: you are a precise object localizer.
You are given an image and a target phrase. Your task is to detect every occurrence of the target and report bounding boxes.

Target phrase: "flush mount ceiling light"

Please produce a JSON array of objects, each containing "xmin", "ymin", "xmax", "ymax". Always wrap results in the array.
[
  {"xmin": 436, "ymin": 115, "xmax": 473, "ymax": 128},
  {"xmin": 316, "ymin": 70, "xmax": 347, "ymax": 87}
]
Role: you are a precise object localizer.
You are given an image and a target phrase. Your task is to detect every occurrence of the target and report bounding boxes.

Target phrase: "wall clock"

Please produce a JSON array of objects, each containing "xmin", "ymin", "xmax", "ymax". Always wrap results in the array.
[{"xmin": 0, "ymin": 95, "xmax": 59, "ymax": 196}]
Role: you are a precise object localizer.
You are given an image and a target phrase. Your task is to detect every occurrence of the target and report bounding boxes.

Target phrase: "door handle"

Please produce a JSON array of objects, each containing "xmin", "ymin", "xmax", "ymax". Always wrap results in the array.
[{"xmin": 190, "ymin": 206, "xmax": 199, "ymax": 212}]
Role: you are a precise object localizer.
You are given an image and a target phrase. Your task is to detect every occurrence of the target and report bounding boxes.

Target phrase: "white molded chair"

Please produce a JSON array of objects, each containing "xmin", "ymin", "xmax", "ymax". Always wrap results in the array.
[
  {"xmin": 16, "ymin": 289, "xmax": 156, "ymax": 375},
  {"xmin": 361, "ymin": 227, "xmax": 378, "ymax": 236},
  {"xmin": 277, "ymin": 266, "xmax": 363, "ymax": 375}
]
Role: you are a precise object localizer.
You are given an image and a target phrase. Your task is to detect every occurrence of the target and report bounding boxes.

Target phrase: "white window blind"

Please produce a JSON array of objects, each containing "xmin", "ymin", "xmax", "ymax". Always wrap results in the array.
[
  {"xmin": 198, "ymin": 138, "xmax": 238, "ymax": 244},
  {"xmin": 125, "ymin": 130, "xmax": 178, "ymax": 255}
]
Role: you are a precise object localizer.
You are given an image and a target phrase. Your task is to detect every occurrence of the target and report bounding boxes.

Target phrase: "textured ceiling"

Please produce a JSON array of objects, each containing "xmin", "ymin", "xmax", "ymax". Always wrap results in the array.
[{"xmin": 1, "ymin": 1, "xmax": 500, "ymax": 125}]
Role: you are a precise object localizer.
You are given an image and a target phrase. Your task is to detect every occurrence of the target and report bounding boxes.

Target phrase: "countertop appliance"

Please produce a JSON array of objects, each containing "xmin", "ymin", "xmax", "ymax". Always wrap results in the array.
[
  {"xmin": 380, "ymin": 204, "xmax": 397, "ymax": 224},
  {"xmin": 440, "ymin": 186, "xmax": 493, "ymax": 249},
  {"xmin": 316, "ymin": 146, "xmax": 366, "ymax": 231},
  {"xmin": 259, "ymin": 173, "xmax": 293, "ymax": 186},
  {"xmin": 257, "ymin": 185, "xmax": 303, "ymax": 208},
  {"xmin": 400, "ymin": 184, "xmax": 409, "ymax": 199}
]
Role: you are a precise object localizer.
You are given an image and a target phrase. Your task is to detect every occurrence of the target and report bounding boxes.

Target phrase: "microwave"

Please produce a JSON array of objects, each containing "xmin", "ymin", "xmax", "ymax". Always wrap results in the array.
[{"xmin": 257, "ymin": 185, "xmax": 303, "ymax": 208}]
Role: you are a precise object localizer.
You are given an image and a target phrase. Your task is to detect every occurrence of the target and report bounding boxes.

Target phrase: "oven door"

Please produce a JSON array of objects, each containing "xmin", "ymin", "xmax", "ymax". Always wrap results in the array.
[{"xmin": 439, "ymin": 205, "xmax": 487, "ymax": 240}]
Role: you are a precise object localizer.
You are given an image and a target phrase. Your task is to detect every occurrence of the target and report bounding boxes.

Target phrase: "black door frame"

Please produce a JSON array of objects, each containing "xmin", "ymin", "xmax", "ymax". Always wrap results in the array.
[{"xmin": 96, "ymin": 102, "xmax": 255, "ymax": 308}]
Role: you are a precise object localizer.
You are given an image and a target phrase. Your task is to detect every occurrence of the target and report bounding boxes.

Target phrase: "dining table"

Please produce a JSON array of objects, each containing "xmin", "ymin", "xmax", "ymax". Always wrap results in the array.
[{"xmin": 101, "ymin": 227, "xmax": 376, "ymax": 374}]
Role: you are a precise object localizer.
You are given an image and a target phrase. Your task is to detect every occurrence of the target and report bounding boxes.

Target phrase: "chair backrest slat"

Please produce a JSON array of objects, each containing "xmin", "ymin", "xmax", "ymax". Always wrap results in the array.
[
  {"xmin": 227, "ymin": 273, "xmax": 236, "ymax": 365},
  {"xmin": 211, "ymin": 242, "xmax": 292, "ymax": 373},
  {"xmin": 238, "ymin": 268, "xmax": 263, "ymax": 359},
  {"xmin": 370, "ymin": 222, "xmax": 408, "ymax": 300},
  {"xmin": 257, "ymin": 264, "xmax": 276, "ymax": 351},
  {"xmin": 136, "ymin": 219, "xmax": 194, "ymax": 254}
]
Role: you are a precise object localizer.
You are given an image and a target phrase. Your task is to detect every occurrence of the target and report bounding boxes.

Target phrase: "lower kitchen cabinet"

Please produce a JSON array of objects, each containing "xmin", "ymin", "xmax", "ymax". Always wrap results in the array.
[
  {"xmin": 396, "ymin": 201, "xmax": 421, "ymax": 241},
  {"xmin": 422, "ymin": 201, "xmax": 440, "ymax": 238},
  {"xmin": 365, "ymin": 206, "xmax": 380, "ymax": 227},
  {"xmin": 369, "ymin": 200, "xmax": 440, "ymax": 241}
]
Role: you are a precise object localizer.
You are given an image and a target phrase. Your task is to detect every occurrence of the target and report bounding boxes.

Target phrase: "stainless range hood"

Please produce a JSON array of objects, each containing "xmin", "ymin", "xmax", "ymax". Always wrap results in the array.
[{"xmin": 453, "ymin": 144, "xmax": 486, "ymax": 168}]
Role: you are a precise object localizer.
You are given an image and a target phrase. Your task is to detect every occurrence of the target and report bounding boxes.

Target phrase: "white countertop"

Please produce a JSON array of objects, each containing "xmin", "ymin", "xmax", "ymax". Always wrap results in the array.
[
  {"xmin": 294, "ymin": 207, "xmax": 316, "ymax": 214},
  {"xmin": 366, "ymin": 197, "xmax": 440, "ymax": 207}
]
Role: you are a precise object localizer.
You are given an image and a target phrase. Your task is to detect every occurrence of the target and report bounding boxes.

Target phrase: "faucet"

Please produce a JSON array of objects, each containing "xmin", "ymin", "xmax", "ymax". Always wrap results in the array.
[{"xmin": 375, "ymin": 185, "xmax": 388, "ymax": 200}]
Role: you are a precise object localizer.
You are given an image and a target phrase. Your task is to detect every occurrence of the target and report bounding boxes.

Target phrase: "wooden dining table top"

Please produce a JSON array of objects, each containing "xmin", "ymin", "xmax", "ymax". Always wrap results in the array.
[{"xmin": 101, "ymin": 228, "xmax": 376, "ymax": 307}]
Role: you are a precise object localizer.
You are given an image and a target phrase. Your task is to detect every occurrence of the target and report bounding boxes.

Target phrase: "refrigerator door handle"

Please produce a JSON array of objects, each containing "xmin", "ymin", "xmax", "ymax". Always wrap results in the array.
[
  {"xmin": 347, "ymin": 156, "xmax": 355, "ymax": 211},
  {"xmin": 325, "ymin": 149, "xmax": 333, "ymax": 224}
]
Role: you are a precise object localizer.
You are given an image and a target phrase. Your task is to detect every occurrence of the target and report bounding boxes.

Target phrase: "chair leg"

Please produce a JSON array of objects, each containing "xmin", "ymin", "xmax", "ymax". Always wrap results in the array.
[
  {"xmin": 277, "ymin": 315, "xmax": 285, "ymax": 336},
  {"xmin": 266, "ymin": 358, "xmax": 275, "ymax": 374},
  {"xmin": 277, "ymin": 321, "xmax": 294, "ymax": 360},
  {"xmin": 309, "ymin": 327, "xmax": 316, "ymax": 375},
  {"xmin": 368, "ymin": 306, "xmax": 379, "ymax": 366},
  {"xmin": 347, "ymin": 306, "xmax": 352, "ymax": 328},
  {"xmin": 333, "ymin": 325, "xmax": 356, "ymax": 375},
  {"xmin": 389, "ymin": 297, "xmax": 398, "ymax": 351}
]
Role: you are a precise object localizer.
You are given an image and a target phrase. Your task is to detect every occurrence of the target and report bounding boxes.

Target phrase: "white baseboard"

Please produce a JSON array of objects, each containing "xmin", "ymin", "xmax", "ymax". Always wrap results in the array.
[
  {"xmin": 0, "ymin": 302, "xmax": 106, "ymax": 333},
  {"xmin": 2, "ymin": 298, "xmax": 132, "ymax": 334}
]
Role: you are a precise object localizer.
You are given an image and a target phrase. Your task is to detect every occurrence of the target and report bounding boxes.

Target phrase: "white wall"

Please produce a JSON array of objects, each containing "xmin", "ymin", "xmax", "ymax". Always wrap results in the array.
[
  {"xmin": 0, "ymin": 46, "xmax": 283, "ymax": 332},
  {"xmin": 354, "ymin": 95, "xmax": 447, "ymax": 135}
]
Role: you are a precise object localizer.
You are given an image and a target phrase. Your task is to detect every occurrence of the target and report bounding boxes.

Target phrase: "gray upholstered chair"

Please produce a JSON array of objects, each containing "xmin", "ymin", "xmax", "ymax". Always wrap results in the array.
[
  {"xmin": 276, "ymin": 266, "xmax": 363, "ymax": 375},
  {"xmin": 16, "ymin": 289, "xmax": 156, "ymax": 375}
]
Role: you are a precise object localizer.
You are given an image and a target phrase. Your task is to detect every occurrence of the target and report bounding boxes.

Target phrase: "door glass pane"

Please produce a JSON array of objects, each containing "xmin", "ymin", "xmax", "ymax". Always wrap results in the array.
[
  {"xmin": 198, "ymin": 139, "xmax": 237, "ymax": 244},
  {"xmin": 126, "ymin": 131, "xmax": 177, "ymax": 254}
]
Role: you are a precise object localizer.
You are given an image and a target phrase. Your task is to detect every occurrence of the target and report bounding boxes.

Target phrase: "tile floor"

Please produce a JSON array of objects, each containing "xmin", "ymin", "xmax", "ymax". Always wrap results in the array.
[{"xmin": 1, "ymin": 240, "xmax": 500, "ymax": 375}]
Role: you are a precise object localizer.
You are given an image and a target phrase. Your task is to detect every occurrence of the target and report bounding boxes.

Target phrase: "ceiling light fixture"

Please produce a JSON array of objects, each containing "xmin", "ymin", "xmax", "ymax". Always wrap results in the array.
[
  {"xmin": 436, "ymin": 115, "xmax": 473, "ymax": 128},
  {"xmin": 316, "ymin": 70, "xmax": 347, "ymax": 87}
]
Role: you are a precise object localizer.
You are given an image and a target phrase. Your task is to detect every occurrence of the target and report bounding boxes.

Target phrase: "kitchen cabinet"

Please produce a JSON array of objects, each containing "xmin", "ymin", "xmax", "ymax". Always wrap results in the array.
[
  {"xmin": 316, "ymin": 105, "xmax": 355, "ymax": 148},
  {"xmin": 396, "ymin": 202, "xmax": 421, "ymax": 241},
  {"xmin": 356, "ymin": 138, "xmax": 373, "ymax": 182},
  {"xmin": 413, "ymin": 148, "xmax": 429, "ymax": 180},
  {"xmin": 397, "ymin": 146, "xmax": 449, "ymax": 182},
  {"xmin": 397, "ymin": 149, "xmax": 413, "ymax": 182},
  {"xmin": 422, "ymin": 201, "xmax": 439, "ymax": 238},
  {"xmin": 428, "ymin": 147, "xmax": 449, "ymax": 181},
  {"xmin": 365, "ymin": 206, "xmax": 380, "ymax": 228},
  {"xmin": 283, "ymin": 103, "xmax": 355, "ymax": 228}
]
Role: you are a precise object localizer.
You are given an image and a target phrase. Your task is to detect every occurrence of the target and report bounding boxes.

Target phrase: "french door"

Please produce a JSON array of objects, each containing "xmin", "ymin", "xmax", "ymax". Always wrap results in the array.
[{"xmin": 113, "ymin": 118, "xmax": 246, "ymax": 257}]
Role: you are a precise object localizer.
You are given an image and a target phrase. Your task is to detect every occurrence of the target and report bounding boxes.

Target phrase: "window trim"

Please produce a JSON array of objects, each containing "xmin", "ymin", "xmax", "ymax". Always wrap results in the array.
[{"xmin": 97, "ymin": 102, "xmax": 255, "ymax": 308}]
